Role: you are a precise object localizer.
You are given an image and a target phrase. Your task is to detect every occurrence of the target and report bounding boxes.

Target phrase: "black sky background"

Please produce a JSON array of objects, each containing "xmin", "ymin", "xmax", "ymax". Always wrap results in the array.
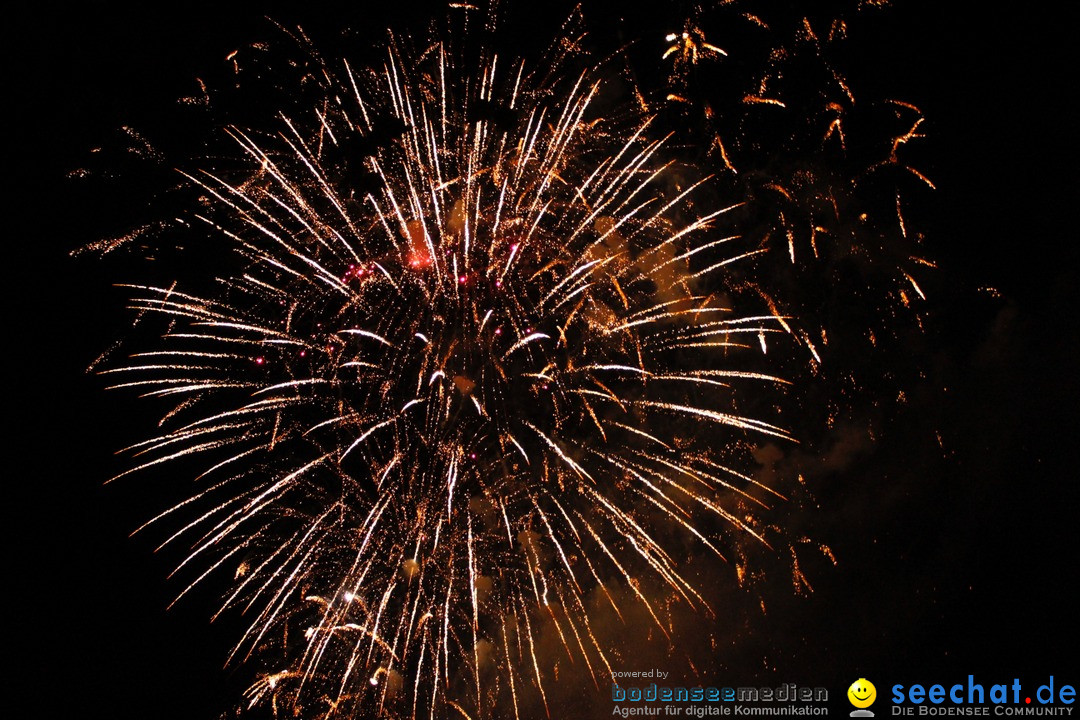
[{"xmin": 9, "ymin": 1, "xmax": 1078, "ymax": 718}]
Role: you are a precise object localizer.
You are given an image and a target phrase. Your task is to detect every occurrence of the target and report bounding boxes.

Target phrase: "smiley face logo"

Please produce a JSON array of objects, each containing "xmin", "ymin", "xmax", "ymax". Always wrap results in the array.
[{"xmin": 848, "ymin": 679, "xmax": 877, "ymax": 709}]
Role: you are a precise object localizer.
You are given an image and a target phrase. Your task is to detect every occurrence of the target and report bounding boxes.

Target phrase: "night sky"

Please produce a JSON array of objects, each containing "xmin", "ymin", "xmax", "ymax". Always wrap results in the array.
[{"xmin": 10, "ymin": 1, "xmax": 1078, "ymax": 718}]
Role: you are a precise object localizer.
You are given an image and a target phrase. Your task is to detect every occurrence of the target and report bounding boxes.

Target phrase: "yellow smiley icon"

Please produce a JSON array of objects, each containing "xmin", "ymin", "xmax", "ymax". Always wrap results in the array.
[{"xmin": 848, "ymin": 679, "xmax": 877, "ymax": 708}]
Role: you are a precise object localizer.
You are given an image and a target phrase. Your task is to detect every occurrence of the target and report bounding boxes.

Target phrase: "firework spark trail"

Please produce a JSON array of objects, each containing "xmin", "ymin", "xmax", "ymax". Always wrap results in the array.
[
  {"xmin": 97, "ymin": 16, "xmax": 803, "ymax": 720},
  {"xmin": 658, "ymin": 2, "xmax": 935, "ymax": 378}
]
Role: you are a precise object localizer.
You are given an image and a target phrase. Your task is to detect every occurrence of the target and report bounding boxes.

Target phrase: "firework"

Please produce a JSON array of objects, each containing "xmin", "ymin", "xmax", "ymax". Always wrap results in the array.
[
  {"xmin": 658, "ymin": 2, "xmax": 935, "ymax": 382},
  {"xmin": 95, "ymin": 16, "xmax": 798, "ymax": 720}
]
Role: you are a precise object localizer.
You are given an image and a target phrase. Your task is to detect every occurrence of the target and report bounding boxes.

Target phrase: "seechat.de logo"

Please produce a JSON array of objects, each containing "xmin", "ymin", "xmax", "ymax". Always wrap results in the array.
[{"xmin": 891, "ymin": 676, "xmax": 1076, "ymax": 715}]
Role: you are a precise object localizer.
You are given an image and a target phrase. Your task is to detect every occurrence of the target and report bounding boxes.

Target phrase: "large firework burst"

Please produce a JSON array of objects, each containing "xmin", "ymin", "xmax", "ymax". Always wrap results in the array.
[{"xmin": 95, "ymin": 16, "xmax": 799, "ymax": 720}]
